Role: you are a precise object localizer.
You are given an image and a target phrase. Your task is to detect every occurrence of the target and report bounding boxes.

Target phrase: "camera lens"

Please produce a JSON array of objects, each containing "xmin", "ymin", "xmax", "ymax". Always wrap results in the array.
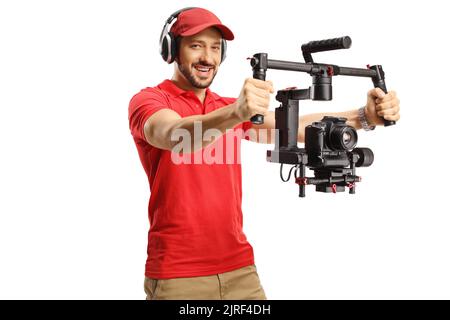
[
  {"xmin": 329, "ymin": 126, "xmax": 357, "ymax": 151},
  {"xmin": 343, "ymin": 132, "xmax": 352, "ymax": 144}
]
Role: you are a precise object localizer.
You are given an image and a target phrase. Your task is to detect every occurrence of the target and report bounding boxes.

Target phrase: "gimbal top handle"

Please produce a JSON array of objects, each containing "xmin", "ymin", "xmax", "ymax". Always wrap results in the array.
[{"xmin": 301, "ymin": 36, "xmax": 352, "ymax": 63}]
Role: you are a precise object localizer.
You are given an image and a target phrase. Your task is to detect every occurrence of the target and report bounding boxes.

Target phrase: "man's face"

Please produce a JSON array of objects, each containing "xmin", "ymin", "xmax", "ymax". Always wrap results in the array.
[{"xmin": 176, "ymin": 27, "xmax": 223, "ymax": 89}]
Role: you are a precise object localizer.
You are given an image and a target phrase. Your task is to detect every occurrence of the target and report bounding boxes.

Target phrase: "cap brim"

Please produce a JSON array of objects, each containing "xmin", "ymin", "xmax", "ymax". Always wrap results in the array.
[{"xmin": 178, "ymin": 23, "xmax": 234, "ymax": 40}]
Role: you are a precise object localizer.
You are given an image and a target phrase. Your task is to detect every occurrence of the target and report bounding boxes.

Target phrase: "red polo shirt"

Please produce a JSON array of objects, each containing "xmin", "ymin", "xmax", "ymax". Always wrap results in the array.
[{"xmin": 128, "ymin": 79, "xmax": 255, "ymax": 279}]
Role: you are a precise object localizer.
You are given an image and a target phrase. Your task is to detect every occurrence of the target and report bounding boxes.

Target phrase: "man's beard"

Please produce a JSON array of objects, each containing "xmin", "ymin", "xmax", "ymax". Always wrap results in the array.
[{"xmin": 177, "ymin": 62, "xmax": 217, "ymax": 89}]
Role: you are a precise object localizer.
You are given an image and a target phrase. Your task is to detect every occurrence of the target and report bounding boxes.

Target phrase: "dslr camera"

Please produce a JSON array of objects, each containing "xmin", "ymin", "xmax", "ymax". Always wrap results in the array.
[{"xmin": 304, "ymin": 116, "xmax": 374, "ymax": 193}]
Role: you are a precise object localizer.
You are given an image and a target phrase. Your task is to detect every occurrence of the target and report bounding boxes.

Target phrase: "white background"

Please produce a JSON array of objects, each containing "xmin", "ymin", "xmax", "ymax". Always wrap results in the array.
[{"xmin": 0, "ymin": 0, "xmax": 449, "ymax": 299}]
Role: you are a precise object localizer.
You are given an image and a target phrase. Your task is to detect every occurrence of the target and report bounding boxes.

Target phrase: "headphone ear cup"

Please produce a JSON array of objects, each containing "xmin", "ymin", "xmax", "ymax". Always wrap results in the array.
[
  {"xmin": 167, "ymin": 33, "xmax": 177, "ymax": 64},
  {"xmin": 160, "ymin": 34, "xmax": 169, "ymax": 63},
  {"xmin": 221, "ymin": 39, "xmax": 227, "ymax": 64},
  {"xmin": 160, "ymin": 33, "xmax": 177, "ymax": 64}
]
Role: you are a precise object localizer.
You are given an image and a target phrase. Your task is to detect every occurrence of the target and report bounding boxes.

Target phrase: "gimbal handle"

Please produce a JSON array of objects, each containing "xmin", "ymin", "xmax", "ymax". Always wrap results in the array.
[
  {"xmin": 370, "ymin": 65, "xmax": 395, "ymax": 126},
  {"xmin": 250, "ymin": 60, "xmax": 267, "ymax": 125}
]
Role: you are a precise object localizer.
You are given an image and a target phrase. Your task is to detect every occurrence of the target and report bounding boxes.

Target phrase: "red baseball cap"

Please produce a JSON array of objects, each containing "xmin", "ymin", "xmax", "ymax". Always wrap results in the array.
[{"xmin": 170, "ymin": 8, "xmax": 235, "ymax": 40}]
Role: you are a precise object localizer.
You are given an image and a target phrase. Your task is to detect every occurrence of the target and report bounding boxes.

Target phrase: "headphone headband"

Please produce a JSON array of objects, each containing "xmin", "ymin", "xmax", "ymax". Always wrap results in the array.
[{"xmin": 159, "ymin": 7, "xmax": 198, "ymax": 49}]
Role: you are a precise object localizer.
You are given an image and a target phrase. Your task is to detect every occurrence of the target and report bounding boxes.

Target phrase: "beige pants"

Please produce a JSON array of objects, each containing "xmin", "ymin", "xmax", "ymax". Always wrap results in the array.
[{"xmin": 144, "ymin": 264, "xmax": 267, "ymax": 300}]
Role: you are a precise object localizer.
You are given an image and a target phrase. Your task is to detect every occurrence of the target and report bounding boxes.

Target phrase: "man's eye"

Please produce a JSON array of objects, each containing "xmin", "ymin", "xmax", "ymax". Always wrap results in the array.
[
  {"xmin": 212, "ymin": 47, "xmax": 220, "ymax": 50},
  {"xmin": 191, "ymin": 44, "xmax": 201, "ymax": 48}
]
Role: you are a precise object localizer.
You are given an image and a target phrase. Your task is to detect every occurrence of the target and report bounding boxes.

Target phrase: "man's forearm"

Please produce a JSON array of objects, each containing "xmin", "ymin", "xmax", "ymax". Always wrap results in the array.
[
  {"xmin": 298, "ymin": 109, "xmax": 361, "ymax": 142},
  {"xmin": 171, "ymin": 102, "xmax": 242, "ymax": 152}
]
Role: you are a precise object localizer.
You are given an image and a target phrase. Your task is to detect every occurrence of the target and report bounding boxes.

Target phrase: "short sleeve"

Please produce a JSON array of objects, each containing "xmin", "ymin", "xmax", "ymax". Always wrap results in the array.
[{"xmin": 128, "ymin": 89, "xmax": 170, "ymax": 142}]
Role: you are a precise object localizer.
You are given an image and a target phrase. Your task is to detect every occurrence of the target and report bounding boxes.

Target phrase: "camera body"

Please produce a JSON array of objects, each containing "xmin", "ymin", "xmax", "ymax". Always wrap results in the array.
[{"xmin": 305, "ymin": 116, "xmax": 358, "ymax": 168}]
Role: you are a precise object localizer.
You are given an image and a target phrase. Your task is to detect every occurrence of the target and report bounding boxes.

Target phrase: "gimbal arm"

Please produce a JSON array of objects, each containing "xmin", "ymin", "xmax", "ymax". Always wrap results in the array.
[{"xmin": 249, "ymin": 36, "xmax": 395, "ymax": 127}]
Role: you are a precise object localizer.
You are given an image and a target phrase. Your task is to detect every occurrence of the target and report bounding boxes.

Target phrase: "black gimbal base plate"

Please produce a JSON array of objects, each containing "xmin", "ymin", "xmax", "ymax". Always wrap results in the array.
[{"xmin": 313, "ymin": 168, "xmax": 354, "ymax": 193}]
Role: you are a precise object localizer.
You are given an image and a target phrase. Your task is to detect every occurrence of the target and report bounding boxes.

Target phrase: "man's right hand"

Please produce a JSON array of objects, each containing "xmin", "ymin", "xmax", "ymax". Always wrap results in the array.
[{"xmin": 233, "ymin": 78, "xmax": 274, "ymax": 122}]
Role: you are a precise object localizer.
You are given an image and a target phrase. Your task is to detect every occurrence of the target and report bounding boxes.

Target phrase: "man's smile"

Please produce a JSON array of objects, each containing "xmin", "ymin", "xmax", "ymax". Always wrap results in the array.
[{"xmin": 193, "ymin": 64, "xmax": 214, "ymax": 77}]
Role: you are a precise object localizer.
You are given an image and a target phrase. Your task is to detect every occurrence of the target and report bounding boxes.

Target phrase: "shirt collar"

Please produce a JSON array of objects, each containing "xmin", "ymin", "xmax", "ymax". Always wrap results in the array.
[{"xmin": 158, "ymin": 79, "xmax": 219, "ymax": 102}]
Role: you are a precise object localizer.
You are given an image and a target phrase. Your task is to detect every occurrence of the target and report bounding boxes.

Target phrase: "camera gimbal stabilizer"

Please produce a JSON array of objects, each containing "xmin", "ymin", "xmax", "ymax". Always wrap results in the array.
[{"xmin": 248, "ymin": 36, "xmax": 395, "ymax": 197}]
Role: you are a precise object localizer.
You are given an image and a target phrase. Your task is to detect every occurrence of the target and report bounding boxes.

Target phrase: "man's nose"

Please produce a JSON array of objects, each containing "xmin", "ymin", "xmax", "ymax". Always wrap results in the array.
[{"xmin": 199, "ymin": 49, "xmax": 215, "ymax": 65}]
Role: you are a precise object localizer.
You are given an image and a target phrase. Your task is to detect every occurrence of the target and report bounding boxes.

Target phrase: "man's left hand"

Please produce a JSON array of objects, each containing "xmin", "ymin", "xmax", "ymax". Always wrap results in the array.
[{"xmin": 365, "ymin": 88, "xmax": 400, "ymax": 126}]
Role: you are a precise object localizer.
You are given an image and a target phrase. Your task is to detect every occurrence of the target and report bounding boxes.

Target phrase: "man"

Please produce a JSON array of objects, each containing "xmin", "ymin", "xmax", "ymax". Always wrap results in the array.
[{"xmin": 128, "ymin": 7, "xmax": 400, "ymax": 300}]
